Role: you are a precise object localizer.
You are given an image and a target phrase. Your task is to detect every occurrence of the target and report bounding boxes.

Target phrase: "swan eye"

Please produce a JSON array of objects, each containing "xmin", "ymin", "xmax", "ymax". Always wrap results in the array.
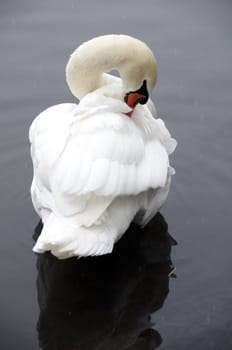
[{"xmin": 139, "ymin": 96, "xmax": 148, "ymax": 105}]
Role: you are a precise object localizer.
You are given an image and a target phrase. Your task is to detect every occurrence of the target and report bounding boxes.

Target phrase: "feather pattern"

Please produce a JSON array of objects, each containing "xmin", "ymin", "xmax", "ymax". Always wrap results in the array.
[
  {"xmin": 30, "ymin": 88, "xmax": 176, "ymax": 257},
  {"xmin": 30, "ymin": 35, "xmax": 177, "ymax": 258}
]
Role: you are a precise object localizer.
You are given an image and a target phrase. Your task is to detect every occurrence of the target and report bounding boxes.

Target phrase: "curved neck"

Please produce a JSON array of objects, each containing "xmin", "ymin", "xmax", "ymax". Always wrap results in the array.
[{"xmin": 66, "ymin": 35, "xmax": 157, "ymax": 100}]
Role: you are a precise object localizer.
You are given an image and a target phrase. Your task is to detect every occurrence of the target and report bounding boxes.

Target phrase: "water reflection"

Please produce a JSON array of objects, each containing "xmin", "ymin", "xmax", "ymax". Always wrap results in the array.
[{"xmin": 34, "ymin": 213, "xmax": 176, "ymax": 350}]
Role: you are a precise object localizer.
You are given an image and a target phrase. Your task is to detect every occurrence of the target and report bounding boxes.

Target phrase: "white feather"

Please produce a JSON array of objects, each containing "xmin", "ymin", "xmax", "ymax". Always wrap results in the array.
[{"xmin": 30, "ymin": 35, "xmax": 177, "ymax": 258}]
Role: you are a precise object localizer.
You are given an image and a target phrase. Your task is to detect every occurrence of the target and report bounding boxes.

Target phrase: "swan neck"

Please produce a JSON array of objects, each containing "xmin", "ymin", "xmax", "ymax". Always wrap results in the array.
[{"xmin": 66, "ymin": 35, "xmax": 157, "ymax": 100}]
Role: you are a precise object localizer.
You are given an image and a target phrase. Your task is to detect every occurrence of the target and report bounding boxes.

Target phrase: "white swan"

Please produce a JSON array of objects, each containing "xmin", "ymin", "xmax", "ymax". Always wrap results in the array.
[{"xmin": 30, "ymin": 34, "xmax": 177, "ymax": 259}]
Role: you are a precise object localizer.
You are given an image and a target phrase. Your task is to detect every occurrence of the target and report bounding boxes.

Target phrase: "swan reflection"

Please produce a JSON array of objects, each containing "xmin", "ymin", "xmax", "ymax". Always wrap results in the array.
[{"xmin": 34, "ymin": 213, "xmax": 176, "ymax": 350}]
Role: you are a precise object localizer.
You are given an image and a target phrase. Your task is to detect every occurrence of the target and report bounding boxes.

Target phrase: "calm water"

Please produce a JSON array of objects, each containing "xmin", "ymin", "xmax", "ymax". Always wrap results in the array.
[{"xmin": 0, "ymin": 0, "xmax": 232, "ymax": 349}]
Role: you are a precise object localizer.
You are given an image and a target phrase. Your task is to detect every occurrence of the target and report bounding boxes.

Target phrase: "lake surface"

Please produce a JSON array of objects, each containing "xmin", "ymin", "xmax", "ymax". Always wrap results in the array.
[{"xmin": 0, "ymin": 0, "xmax": 232, "ymax": 349}]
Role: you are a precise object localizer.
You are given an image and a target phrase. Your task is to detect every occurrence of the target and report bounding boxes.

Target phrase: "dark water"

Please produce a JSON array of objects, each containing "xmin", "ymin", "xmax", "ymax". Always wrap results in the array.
[{"xmin": 0, "ymin": 0, "xmax": 232, "ymax": 349}]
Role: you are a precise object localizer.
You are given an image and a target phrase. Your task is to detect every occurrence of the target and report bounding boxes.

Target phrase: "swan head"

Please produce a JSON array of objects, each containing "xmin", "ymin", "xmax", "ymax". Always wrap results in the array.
[
  {"xmin": 124, "ymin": 79, "xmax": 149, "ymax": 117},
  {"xmin": 66, "ymin": 34, "xmax": 157, "ymax": 113}
]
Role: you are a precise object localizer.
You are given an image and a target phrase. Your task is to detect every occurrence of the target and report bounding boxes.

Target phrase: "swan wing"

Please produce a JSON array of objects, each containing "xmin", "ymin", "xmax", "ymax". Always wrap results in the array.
[
  {"xmin": 51, "ymin": 104, "xmax": 171, "ymax": 199},
  {"xmin": 30, "ymin": 101, "xmax": 176, "ymax": 221},
  {"xmin": 29, "ymin": 103, "xmax": 75, "ymax": 188}
]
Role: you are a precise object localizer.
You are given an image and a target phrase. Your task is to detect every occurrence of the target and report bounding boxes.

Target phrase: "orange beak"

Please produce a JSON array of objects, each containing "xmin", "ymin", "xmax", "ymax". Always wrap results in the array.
[
  {"xmin": 126, "ymin": 93, "xmax": 146, "ymax": 117},
  {"xmin": 124, "ymin": 80, "xmax": 149, "ymax": 117}
]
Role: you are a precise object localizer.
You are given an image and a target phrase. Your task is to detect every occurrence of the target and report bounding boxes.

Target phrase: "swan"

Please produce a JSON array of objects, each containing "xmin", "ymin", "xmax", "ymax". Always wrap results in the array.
[{"xmin": 29, "ymin": 34, "xmax": 177, "ymax": 259}]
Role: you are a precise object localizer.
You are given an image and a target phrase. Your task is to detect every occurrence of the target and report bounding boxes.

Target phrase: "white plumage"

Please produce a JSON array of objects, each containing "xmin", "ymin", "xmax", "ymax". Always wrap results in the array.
[{"xmin": 30, "ymin": 35, "xmax": 176, "ymax": 258}]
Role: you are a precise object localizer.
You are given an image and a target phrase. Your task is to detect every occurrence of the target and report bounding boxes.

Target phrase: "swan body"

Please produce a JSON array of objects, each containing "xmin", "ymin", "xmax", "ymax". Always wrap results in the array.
[{"xmin": 30, "ymin": 35, "xmax": 177, "ymax": 258}]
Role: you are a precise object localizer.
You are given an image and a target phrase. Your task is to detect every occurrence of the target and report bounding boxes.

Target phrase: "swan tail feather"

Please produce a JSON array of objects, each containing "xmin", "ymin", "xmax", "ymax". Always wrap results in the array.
[{"xmin": 33, "ymin": 213, "xmax": 115, "ymax": 258}]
